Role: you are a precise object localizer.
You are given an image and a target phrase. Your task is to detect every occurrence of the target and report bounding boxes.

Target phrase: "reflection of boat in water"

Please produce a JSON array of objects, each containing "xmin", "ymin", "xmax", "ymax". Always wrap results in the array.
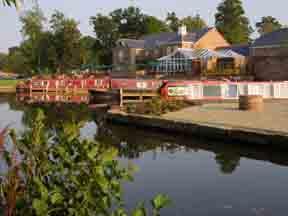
[
  {"xmin": 89, "ymin": 89, "xmax": 120, "ymax": 106},
  {"xmin": 16, "ymin": 93, "xmax": 89, "ymax": 104}
]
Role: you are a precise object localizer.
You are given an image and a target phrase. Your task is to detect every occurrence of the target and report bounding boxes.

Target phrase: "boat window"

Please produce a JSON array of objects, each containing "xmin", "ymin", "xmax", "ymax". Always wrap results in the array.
[{"xmin": 203, "ymin": 85, "xmax": 221, "ymax": 97}]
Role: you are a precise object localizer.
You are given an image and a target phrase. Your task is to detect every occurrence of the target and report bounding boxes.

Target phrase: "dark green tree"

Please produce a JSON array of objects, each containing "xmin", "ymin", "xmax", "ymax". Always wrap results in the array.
[
  {"xmin": 0, "ymin": 53, "xmax": 8, "ymax": 70},
  {"xmin": 256, "ymin": 16, "xmax": 282, "ymax": 35},
  {"xmin": 3, "ymin": 46, "xmax": 31, "ymax": 74},
  {"xmin": 80, "ymin": 36, "xmax": 99, "ymax": 65},
  {"xmin": 110, "ymin": 6, "xmax": 146, "ymax": 39},
  {"xmin": 143, "ymin": 16, "xmax": 170, "ymax": 34},
  {"xmin": 50, "ymin": 11, "xmax": 82, "ymax": 72},
  {"xmin": 215, "ymin": 0, "xmax": 252, "ymax": 44},
  {"xmin": 90, "ymin": 14, "xmax": 119, "ymax": 65},
  {"xmin": 166, "ymin": 12, "xmax": 180, "ymax": 32},
  {"xmin": 181, "ymin": 14, "xmax": 207, "ymax": 32}
]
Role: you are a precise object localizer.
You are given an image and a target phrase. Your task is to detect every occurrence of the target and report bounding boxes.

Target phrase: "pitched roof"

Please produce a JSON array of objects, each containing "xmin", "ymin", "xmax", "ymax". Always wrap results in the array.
[
  {"xmin": 117, "ymin": 39, "xmax": 145, "ymax": 49},
  {"xmin": 117, "ymin": 27, "xmax": 213, "ymax": 49},
  {"xmin": 252, "ymin": 28, "xmax": 288, "ymax": 47},
  {"xmin": 163, "ymin": 28, "xmax": 212, "ymax": 45},
  {"xmin": 216, "ymin": 48, "xmax": 246, "ymax": 58},
  {"xmin": 143, "ymin": 28, "xmax": 212, "ymax": 48}
]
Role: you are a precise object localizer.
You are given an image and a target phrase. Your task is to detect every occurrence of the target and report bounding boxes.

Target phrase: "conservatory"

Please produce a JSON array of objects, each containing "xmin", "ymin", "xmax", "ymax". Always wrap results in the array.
[{"xmin": 155, "ymin": 48, "xmax": 246, "ymax": 76}]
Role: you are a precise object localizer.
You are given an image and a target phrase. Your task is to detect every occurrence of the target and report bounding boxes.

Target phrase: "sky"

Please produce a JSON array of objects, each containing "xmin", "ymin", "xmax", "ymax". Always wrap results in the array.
[{"xmin": 0, "ymin": 0, "xmax": 287, "ymax": 53}]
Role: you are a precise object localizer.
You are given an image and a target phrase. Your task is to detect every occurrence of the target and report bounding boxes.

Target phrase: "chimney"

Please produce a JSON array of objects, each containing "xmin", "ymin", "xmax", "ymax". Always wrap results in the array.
[{"xmin": 178, "ymin": 25, "xmax": 187, "ymax": 36}]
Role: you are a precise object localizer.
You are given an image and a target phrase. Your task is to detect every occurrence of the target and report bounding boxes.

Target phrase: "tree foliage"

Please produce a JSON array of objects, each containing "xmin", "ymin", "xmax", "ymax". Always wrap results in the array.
[
  {"xmin": 165, "ymin": 12, "xmax": 180, "ymax": 32},
  {"xmin": 50, "ymin": 11, "xmax": 82, "ymax": 72},
  {"xmin": 181, "ymin": 14, "xmax": 207, "ymax": 32},
  {"xmin": 256, "ymin": 16, "xmax": 282, "ymax": 35},
  {"xmin": 215, "ymin": 0, "xmax": 252, "ymax": 44},
  {"xmin": 143, "ymin": 16, "xmax": 170, "ymax": 35},
  {"xmin": 3, "ymin": 8, "xmax": 91, "ymax": 75},
  {"xmin": 0, "ymin": 53, "xmax": 8, "ymax": 70},
  {"xmin": 90, "ymin": 6, "xmax": 170, "ymax": 65}
]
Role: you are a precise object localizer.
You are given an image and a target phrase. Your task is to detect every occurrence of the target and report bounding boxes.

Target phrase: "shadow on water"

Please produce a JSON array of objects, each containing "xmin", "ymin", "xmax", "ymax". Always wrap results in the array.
[{"xmin": 96, "ymin": 122, "xmax": 288, "ymax": 175}]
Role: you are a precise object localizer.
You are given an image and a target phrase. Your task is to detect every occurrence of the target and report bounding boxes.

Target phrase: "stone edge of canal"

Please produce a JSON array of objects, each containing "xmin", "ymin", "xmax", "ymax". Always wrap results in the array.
[{"xmin": 106, "ymin": 110, "xmax": 288, "ymax": 149}]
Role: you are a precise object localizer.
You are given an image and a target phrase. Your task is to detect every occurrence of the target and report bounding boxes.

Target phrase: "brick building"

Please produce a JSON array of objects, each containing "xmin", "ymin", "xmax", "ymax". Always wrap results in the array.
[
  {"xmin": 250, "ymin": 28, "xmax": 288, "ymax": 81},
  {"xmin": 113, "ymin": 26, "xmax": 229, "ymax": 67}
]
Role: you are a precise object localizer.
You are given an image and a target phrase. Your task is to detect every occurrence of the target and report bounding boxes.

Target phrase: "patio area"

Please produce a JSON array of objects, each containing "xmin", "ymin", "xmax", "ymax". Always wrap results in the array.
[{"xmin": 163, "ymin": 100, "xmax": 288, "ymax": 133}]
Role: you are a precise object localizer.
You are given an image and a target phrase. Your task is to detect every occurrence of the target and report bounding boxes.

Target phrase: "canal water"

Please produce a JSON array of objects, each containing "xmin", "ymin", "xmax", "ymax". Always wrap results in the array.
[{"xmin": 1, "ymin": 93, "xmax": 288, "ymax": 216}]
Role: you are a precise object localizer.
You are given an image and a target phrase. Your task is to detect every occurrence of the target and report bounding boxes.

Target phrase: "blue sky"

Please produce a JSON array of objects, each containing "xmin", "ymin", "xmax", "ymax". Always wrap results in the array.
[{"xmin": 0, "ymin": 0, "xmax": 287, "ymax": 52}]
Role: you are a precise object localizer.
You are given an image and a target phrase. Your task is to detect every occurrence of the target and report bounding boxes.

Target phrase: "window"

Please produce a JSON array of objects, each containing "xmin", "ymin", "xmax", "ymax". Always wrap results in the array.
[
  {"xmin": 217, "ymin": 58, "xmax": 235, "ymax": 74},
  {"xmin": 217, "ymin": 58, "xmax": 235, "ymax": 70},
  {"xmin": 203, "ymin": 85, "xmax": 222, "ymax": 97}
]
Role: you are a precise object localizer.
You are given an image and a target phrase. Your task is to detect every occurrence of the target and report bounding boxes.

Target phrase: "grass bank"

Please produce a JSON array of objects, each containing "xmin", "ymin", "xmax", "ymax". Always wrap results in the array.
[
  {"xmin": 0, "ymin": 79, "xmax": 19, "ymax": 92},
  {"xmin": 0, "ymin": 79, "xmax": 19, "ymax": 87}
]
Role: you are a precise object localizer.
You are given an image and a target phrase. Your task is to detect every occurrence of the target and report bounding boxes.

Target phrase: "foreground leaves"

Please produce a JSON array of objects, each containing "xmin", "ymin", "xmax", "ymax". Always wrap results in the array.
[{"xmin": 0, "ymin": 109, "xmax": 171, "ymax": 215}]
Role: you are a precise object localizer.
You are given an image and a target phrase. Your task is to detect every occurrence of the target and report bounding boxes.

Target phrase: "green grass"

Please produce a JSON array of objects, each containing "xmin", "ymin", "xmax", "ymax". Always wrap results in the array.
[{"xmin": 0, "ymin": 79, "xmax": 19, "ymax": 87}]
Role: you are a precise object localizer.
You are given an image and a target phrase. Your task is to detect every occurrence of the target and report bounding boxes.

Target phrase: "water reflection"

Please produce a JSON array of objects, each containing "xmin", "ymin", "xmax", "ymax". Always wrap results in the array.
[
  {"xmin": 215, "ymin": 152, "xmax": 241, "ymax": 174},
  {"xmin": 97, "ymin": 124, "xmax": 288, "ymax": 174},
  {"xmin": 2, "ymin": 93, "xmax": 288, "ymax": 175},
  {"xmin": 3, "ymin": 94, "xmax": 288, "ymax": 215},
  {"xmin": 16, "ymin": 92, "xmax": 89, "ymax": 104}
]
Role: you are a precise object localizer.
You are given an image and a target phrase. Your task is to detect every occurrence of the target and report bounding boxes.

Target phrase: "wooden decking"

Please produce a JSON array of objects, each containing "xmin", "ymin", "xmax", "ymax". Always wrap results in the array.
[{"xmin": 120, "ymin": 89, "xmax": 159, "ymax": 104}]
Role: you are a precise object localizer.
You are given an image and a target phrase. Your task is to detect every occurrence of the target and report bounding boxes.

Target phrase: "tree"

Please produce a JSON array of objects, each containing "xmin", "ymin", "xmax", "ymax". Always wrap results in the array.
[
  {"xmin": 143, "ymin": 16, "xmax": 170, "ymax": 34},
  {"xmin": 91, "ymin": 7, "xmax": 172, "ymax": 65},
  {"xmin": 50, "ymin": 11, "xmax": 82, "ymax": 72},
  {"xmin": 0, "ymin": 53, "xmax": 8, "ymax": 70},
  {"xmin": 20, "ymin": 6, "xmax": 45, "ymax": 41},
  {"xmin": 19, "ymin": 6, "xmax": 46, "ymax": 73},
  {"xmin": 166, "ymin": 12, "xmax": 180, "ymax": 32},
  {"xmin": 110, "ymin": 6, "xmax": 146, "ymax": 39},
  {"xmin": 3, "ymin": 46, "xmax": 31, "ymax": 74},
  {"xmin": 181, "ymin": 14, "xmax": 207, "ymax": 32},
  {"xmin": 215, "ymin": 0, "xmax": 252, "ymax": 44},
  {"xmin": 90, "ymin": 14, "xmax": 119, "ymax": 65},
  {"xmin": 79, "ymin": 36, "xmax": 99, "ymax": 65},
  {"xmin": 256, "ymin": 16, "xmax": 282, "ymax": 35}
]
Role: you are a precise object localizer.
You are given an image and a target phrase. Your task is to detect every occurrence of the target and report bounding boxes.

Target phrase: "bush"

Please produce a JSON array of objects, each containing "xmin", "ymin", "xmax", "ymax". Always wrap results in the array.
[{"xmin": 124, "ymin": 97, "xmax": 193, "ymax": 116}]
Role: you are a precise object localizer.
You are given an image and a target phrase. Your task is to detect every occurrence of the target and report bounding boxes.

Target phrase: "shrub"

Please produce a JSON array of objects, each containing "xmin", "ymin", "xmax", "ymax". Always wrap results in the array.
[{"xmin": 124, "ymin": 97, "xmax": 193, "ymax": 116}]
